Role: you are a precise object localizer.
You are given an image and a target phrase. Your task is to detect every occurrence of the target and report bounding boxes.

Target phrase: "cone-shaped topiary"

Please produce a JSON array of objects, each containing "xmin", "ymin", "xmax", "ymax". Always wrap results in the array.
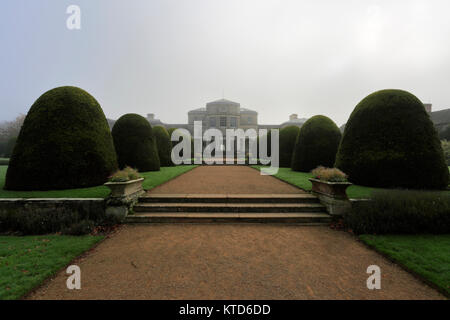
[
  {"xmin": 153, "ymin": 126, "xmax": 174, "ymax": 166},
  {"xmin": 279, "ymin": 126, "xmax": 300, "ymax": 167},
  {"xmin": 291, "ymin": 115, "xmax": 341, "ymax": 172},
  {"xmin": 5, "ymin": 86, "xmax": 118, "ymax": 190},
  {"xmin": 335, "ymin": 89, "xmax": 449, "ymax": 189},
  {"xmin": 112, "ymin": 114, "xmax": 160, "ymax": 172}
]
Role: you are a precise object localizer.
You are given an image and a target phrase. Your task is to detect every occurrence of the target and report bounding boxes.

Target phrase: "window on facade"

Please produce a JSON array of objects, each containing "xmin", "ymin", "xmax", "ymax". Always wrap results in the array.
[
  {"xmin": 220, "ymin": 117, "xmax": 227, "ymax": 127},
  {"xmin": 209, "ymin": 117, "xmax": 216, "ymax": 127},
  {"xmin": 248, "ymin": 117, "xmax": 252, "ymax": 124},
  {"xmin": 230, "ymin": 117, "xmax": 237, "ymax": 128}
]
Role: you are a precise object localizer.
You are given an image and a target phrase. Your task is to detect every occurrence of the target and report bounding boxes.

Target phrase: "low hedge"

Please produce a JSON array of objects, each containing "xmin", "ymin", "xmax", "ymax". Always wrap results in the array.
[
  {"xmin": 345, "ymin": 190, "xmax": 450, "ymax": 234},
  {"xmin": 0, "ymin": 203, "xmax": 113, "ymax": 235}
]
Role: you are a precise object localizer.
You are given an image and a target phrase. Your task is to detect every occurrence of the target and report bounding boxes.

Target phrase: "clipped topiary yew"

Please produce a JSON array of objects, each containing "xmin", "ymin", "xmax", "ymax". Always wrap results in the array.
[
  {"xmin": 167, "ymin": 128, "xmax": 177, "ymax": 148},
  {"xmin": 5, "ymin": 86, "xmax": 118, "ymax": 190},
  {"xmin": 153, "ymin": 126, "xmax": 174, "ymax": 166},
  {"xmin": 112, "ymin": 114, "xmax": 160, "ymax": 172},
  {"xmin": 291, "ymin": 115, "xmax": 341, "ymax": 172},
  {"xmin": 335, "ymin": 89, "xmax": 449, "ymax": 189},
  {"xmin": 279, "ymin": 126, "xmax": 300, "ymax": 167}
]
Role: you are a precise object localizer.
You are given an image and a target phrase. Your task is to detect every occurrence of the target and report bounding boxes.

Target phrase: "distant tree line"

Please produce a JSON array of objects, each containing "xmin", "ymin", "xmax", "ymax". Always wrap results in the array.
[{"xmin": 0, "ymin": 114, "xmax": 25, "ymax": 158}]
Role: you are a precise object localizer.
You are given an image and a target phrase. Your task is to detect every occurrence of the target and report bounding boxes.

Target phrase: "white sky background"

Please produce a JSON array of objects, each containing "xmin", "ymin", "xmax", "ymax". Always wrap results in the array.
[{"xmin": 1, "ymin": 0, "xmax": 450, "ymax": 126}]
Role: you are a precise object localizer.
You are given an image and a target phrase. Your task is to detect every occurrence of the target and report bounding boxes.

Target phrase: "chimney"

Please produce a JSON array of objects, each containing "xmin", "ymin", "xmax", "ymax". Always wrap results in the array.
[
  {"xmin": 147, "ymin": 113, "xmax": 155, "ymax": 120},
  {"xmin": 289, "ymin": 114, "xmax": 298, "ymax": 121},
  {"xmin": 423, "ymin": 104, "xmax": 432, "ymax": 113}
]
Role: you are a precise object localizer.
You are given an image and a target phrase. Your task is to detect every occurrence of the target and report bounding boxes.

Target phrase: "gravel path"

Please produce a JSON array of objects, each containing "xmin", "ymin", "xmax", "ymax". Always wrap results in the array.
[
  {"xmin": 27, "ymin": 166, "xmax": 444, "ymax": 300},
  {"xmin": 147, "ymin": 166, "xmax": 304, "ymax": 194},
  {"xmin": 28, "ymin": 224, "xmax": 444, "ymax": 300}
]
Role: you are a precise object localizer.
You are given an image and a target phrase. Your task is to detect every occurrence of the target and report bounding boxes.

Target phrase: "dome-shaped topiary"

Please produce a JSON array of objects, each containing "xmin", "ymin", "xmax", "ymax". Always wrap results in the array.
[
  {"xmin": 167, "ymin": 128, "xmax": 177, "ymax": 148},
  {"xmin": 153, "ymin": 126, "xmax": 174, "ymax": 166},
  {"xmin": 5, "ymin": 86, "xmax": 118, "ymax": 190},
  {"xmin": 335, "ymin": 89, "xmax": 449, "ymax": 189},
  {"xmin": 279, "ymin": 126, "xmax": 300, "ymax": 167},
  {"xmin": 111, "ymin": 114, "xmax": 160, "ymax": 172},
  {"xmin": 291, "ymin": 115, "xmax": 341, "ymax": 172}
]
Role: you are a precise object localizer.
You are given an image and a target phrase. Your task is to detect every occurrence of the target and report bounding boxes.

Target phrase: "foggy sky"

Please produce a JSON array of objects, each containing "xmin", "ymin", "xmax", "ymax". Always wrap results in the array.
[{"xmin": 1, "ymin": 0, "xmax": 450, "ymax": 126}]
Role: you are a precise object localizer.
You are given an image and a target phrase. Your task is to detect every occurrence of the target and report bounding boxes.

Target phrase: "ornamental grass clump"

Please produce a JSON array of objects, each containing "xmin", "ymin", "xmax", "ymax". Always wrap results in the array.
[
  {"xmin": 109, "ymin": 167, "xmax": 141, "ymax": 183},
  {"xmin": 311, "ymin": 166, "xmax": 348, "ymax": 182}
]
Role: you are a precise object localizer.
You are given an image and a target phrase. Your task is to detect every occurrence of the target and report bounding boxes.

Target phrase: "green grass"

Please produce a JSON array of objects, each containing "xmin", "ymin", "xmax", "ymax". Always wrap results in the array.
[
  {"xmin": 360, "ymin": 234, "xmax": 450, "ymax": 297},
  {"xmin": 0, "ymin": 235, "xmax": 103, "ymax": 300},
  {"xmin": 0, "ymin": 165, "xmax": 198, "ymax": 199},
  {"xmin": 252, "ymin": 166, "xmax": 450, "ymax": 199}
]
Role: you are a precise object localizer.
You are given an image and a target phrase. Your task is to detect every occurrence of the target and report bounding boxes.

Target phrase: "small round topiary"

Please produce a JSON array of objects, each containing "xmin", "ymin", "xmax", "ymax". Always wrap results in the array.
[
  {"xmin": 5, "ymin": 86, "xmax": 118, "ymax": 190},
  {"xmin": 335, "ymin": 89, "xmax": 449, "ymax": 189},
  {"xmin": 279, "ymin": 126, "xmax": 300, "ymax": 167},
  {"xmin": 291, "ymin": 115, "xmax": 341, "ymax": 172},
  {"xmin": 153, "ymin": 126, "xmax": 174, "ymax": 167},
  {"xmin": 112, "ymin": 114, "xmax": 160, "ymax": 172}
]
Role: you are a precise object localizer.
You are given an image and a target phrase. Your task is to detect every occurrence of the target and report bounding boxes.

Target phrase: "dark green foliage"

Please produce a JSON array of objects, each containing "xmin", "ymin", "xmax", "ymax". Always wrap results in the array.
[
  {"xmin": 112, "ymin": 114, "xmax": 160, "ymax": 172},
  {"xmin": 153, "ymin": 126, "xmax": 173, "ymax": 167},
  {"xmin": 345, "ymin": 190, "xmax": 450, "ymax": 234},
  {"xmin": 0, "ymin": 208, "xmax": 102, "ymax": 236},
  {"xmin": 167, "ymin": 128, "xmax": 176, "ymax": 148},
  {"xmin": 279, "ymin": 126, "xmax": 300, "ymax": 167},
  {"xmin": 291, "ymin": 115, "xmax": 341, "ymax": 172},
  {"xmin": 5, "ymin": 86, "xmax": 118, "ymax": 191},
  {"xmin": 4, "ymin": 136, "xmax": 17, "ymax": 158},
  {"xmin": 0, "ymin": 140, "xmax": 6, "ymax": 158},
  {"xmin": 335, "ymin": 89, "xmax": 449, "ymax": 189},
  {"xmin": 442, "ymin": 141, "xmax": 450, "ymax": 165},
  {"xmin": 61, "ymin": 220, "xmax": 95, "ymax": 236},
  {"xmin": 439, "ymin": 126, "xmax": 450, "ymax": 140}
]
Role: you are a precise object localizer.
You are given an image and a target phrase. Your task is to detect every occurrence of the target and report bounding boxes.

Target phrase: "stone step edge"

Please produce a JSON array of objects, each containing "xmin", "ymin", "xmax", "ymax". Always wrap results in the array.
[
  {"xmin": 128, "ymin": 212, "xmax": 331, "ymax": 218},
  {"xmin": 134, "ymin": 203, "xmax": 325, "ymax": 208},
  {"xmin": 138, "ymin": 196, "xmax": 319, "ymax": 203},
  {"xmin": 125, "ymin": 212, "xmax": 332, "ymax": 224}
]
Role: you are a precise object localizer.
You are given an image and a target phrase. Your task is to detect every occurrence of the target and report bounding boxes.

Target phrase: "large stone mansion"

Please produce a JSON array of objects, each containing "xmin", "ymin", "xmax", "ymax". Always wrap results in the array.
[{"xmin": 145, "ymin": 98, "xmax": 308, "ymax": 134}]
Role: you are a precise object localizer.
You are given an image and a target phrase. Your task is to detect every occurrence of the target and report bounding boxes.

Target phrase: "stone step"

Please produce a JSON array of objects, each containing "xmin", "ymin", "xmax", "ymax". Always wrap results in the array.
[
  {"xmin": 133, "ymin": 202, "xmax": 326, "ymax": 213},
  {"xmin": 125, "ymin": 212, "xmax": 332, "ymax": 224},
  {"xmin": 139, "ymin": 194, "xmax": 319, "ymax": 204}
]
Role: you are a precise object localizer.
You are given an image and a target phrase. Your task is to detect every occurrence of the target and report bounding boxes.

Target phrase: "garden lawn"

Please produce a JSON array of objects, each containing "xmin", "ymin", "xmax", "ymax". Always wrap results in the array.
[
  {"xmin": 0, "ymin": 235, "xmax": 103, "ymax": 300},
  {"xmin": 252, "ymin": 166, "xmax": 450, "ymax": 199},
  {"xmin": 0, "ymin": 165, "xmax": 197, "ymax": 199},
  {"xmin": 360, "ymin": 234, "xmax": 450, "ymax": 297}
]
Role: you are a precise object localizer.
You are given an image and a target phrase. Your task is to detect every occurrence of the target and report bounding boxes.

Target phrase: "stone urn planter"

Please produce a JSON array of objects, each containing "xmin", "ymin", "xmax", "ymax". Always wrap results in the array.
[
  {"xmin": 309, "ymin": 178, "xmax": 352, "ymax": 216},
  {"xmin": 309, "ymin": 178, "xmax": 352, "ymax": 200},
  {"xmin": 104, "ymin": 178, "xmax": 145, "ymax": 222},
  {"xmin": 104, "ymin": 178, "xmax": 145, "ymax": 199}
]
